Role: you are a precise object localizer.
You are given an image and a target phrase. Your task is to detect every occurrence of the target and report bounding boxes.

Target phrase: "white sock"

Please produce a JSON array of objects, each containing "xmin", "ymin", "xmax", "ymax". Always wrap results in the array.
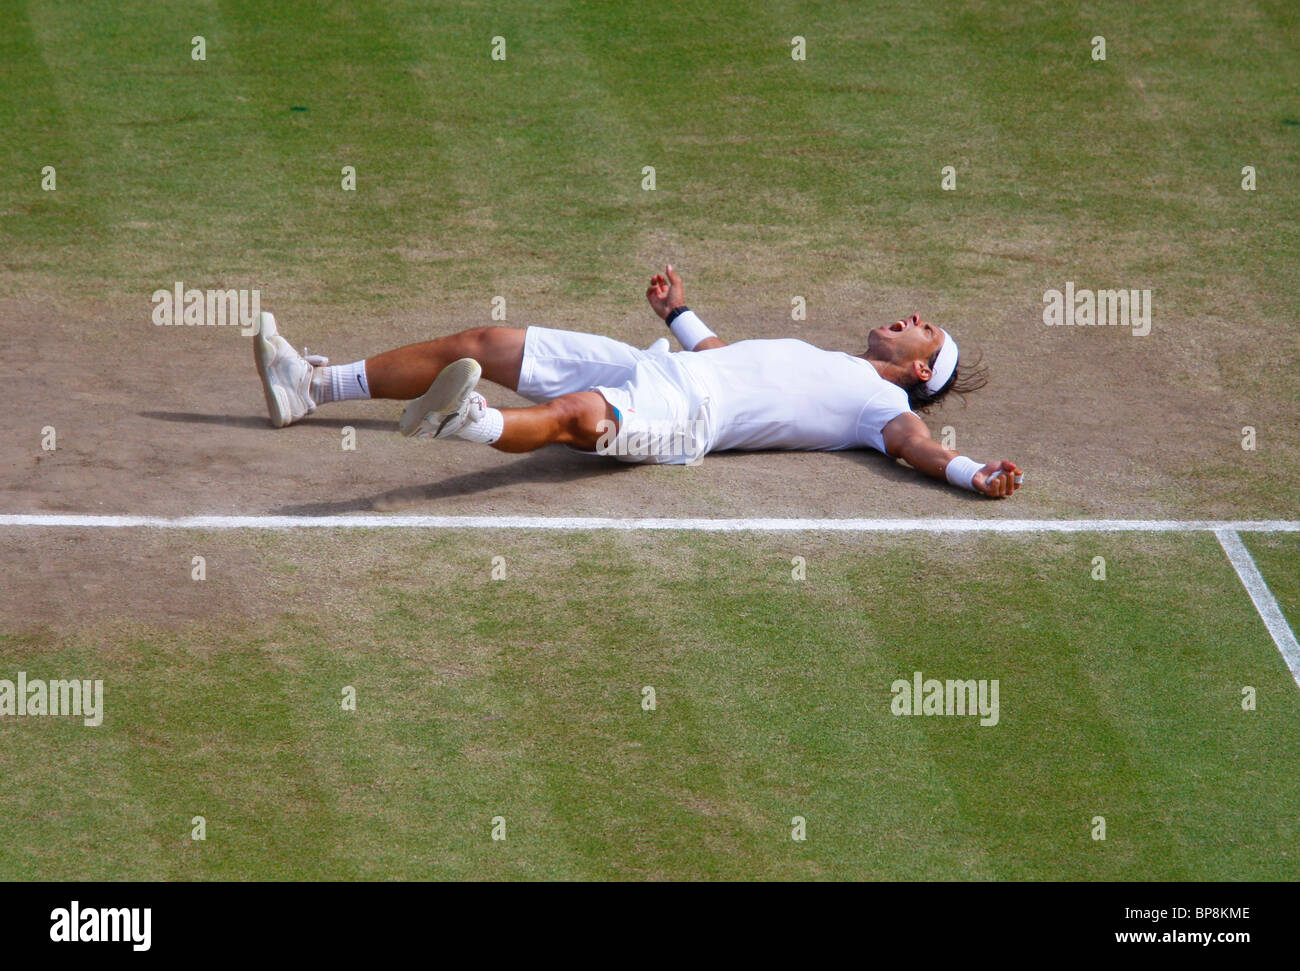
[
  {"xmin": 312, "ymin": 361, "xmax": 370, "ymax": 404},
  {"xmin": 454, "ymin": 398, "xmax": 505, "ymax": 444}
]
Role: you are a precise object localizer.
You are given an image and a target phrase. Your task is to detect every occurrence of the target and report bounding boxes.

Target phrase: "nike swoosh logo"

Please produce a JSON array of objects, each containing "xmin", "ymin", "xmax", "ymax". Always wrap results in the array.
[{"xmin": 434, "ymin": 412, "xmax": 458, "ymax": 437}]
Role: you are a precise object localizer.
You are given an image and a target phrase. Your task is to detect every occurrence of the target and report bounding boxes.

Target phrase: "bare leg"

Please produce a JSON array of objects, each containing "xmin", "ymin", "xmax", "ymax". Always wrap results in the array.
[
  {"xmin": 492, "ymin": 391, "xmax": 617, "ymax": 453},
  {"xmin": 364, "ymin": 326, "xmax": 526, "ymax": 399}
]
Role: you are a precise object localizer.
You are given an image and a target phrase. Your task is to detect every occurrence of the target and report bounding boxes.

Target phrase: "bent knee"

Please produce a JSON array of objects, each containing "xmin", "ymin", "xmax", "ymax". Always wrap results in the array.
[
  {"xmin": 459, "ymin": 325, "xmax": 512, "ymax": 353},
  {"xmin": 553, "ymin": 392, "xmax": 617, "ymax": 449},
  {"xmin": 463, "ymin": 326, "xmax": 525, "ymax": 388}
]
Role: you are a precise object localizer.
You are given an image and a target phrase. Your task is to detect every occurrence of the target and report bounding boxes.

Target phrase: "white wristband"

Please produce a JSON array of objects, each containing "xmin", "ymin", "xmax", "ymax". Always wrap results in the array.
[
  {"xmin": 669, "ymin": 310, "xmax": 716, "ymax": 350},
  {"xmin": 944, "ymin": 455, "xmax": 983, "ymax": 491}
]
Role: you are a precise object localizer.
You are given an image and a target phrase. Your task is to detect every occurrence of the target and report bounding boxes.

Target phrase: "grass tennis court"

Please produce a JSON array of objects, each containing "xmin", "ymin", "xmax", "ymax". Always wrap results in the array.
[
  {"xmin": 2, "ymin": 0, "xmax": 1297, "ymax": 881},
  {"xmin": 1, "ymin": 529, "xmax": 1296, "ymax": 880}
]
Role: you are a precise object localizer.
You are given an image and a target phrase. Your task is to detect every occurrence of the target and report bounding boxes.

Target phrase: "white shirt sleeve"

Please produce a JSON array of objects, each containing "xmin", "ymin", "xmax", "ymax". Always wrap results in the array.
[{"xmin": 855, "ymin": 385, "xmax": 912, "ymax": 454}]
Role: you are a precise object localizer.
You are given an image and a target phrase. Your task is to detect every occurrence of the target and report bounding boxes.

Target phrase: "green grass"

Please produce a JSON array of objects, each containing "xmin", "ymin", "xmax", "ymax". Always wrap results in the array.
[
  {"xmin": 2, "ymin": 0, "xmax": 1298, "ymax": 880},
  {"xmin": 1, "ymin": 531, "xmax": 1296, "ymax": 880},
  {"xmin": 3, "ymin": 0, "xmax": 1297, "ymax": 322}
]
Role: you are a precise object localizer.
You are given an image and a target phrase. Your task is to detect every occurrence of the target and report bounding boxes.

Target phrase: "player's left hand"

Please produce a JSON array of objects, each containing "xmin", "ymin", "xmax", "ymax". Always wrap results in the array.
[{"xmin": 974, "ymin": 460, "xmax": 1023, "ymax": 498}]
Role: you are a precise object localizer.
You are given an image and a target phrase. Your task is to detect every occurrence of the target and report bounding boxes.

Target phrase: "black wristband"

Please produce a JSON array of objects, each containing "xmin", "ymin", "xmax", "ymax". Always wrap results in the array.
[{"xmin": 664, "ymin": 305, "xmax": 690, "ymax": 326}]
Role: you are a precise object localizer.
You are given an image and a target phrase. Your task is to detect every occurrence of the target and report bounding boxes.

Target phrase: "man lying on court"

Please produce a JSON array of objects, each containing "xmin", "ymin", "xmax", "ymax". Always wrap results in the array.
[{"xmin": 253, "ymin": 265, "xmax": 1024, "ymax": 497}]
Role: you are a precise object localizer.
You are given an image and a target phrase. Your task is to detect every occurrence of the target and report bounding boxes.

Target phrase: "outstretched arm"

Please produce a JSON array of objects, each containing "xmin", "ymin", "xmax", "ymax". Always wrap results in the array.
[
  {"xmin": 881, "ymin": 412, "xmax": 1023, "ymax": 498},
  {"xmin": 646, "ymin": 265, "xmax": 726, "ymax": 350}
]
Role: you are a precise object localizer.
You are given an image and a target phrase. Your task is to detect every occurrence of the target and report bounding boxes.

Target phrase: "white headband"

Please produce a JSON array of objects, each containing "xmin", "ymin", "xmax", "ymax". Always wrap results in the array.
[{"xmin": 925, "ymin": 330, "xmax": 958, "ymax": 395}]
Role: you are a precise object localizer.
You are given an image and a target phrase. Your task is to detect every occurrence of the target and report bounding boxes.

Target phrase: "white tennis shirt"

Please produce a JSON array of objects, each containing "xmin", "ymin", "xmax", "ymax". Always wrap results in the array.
[{"xmin": 677, "ymin": 338, "xmax": 913, "ymax": 454}]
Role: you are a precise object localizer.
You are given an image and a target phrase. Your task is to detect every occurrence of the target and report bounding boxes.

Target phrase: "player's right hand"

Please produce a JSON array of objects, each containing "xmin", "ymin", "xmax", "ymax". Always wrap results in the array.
[{"xmin": 646, "ymin": 264, "xmax": 686, "ymax": 320}]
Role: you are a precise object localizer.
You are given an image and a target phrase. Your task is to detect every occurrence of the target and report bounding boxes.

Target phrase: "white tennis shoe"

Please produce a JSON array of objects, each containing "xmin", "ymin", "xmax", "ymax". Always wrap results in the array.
[
  {"xmin": 253, "ymin": 312, "xmax": 322, "ymax": 428},
  {"xmin": 399, "ymin": 358, "xmax": 484, "ymax": 440}
]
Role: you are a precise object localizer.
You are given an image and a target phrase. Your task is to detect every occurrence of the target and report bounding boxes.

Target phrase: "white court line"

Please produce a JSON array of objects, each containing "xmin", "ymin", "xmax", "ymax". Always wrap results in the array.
[
  {"xmin": 1, "ymin": 514, "xmax": 1299, "ymax": 532},
  {"xmin": 1215, "ymin": 530, "xmax": 1300, "ymax": 689}
]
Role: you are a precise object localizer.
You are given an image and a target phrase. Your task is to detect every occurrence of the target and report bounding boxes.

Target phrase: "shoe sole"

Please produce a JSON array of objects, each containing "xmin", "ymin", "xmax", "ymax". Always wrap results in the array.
[
  {"xmin": 253, "ymin": 312, "xmax": 292, "ymax": 428},
  {"xmin": 399, "ymin": 358, "xmax": 482, "ymax": 437}
]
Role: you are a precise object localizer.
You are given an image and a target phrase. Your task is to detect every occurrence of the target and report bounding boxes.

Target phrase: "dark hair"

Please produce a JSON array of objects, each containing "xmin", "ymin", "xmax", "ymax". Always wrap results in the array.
[{"xmin": 905, "ymin": 348, "xmax": 989, "ymax": 413}]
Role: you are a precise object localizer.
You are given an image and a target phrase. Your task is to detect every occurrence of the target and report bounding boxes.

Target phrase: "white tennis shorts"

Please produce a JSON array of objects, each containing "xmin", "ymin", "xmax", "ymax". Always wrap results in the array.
[{"xmin": 517, "ymin": 326, "xmax": 716, "ymax": 465}]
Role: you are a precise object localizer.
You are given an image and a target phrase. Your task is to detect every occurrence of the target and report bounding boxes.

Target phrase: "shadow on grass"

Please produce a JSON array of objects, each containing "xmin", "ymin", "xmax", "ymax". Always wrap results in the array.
[
  {"xmin": 140, "ymin": 410, "xmax": 395, "ymax": 431},
  {"xmin": 269, "ymin": 449, "xmax": 635, "ymax": 514},
  {"xmin": 839, "ymin": 449, "xmax": 991, "ymax": 502}
]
